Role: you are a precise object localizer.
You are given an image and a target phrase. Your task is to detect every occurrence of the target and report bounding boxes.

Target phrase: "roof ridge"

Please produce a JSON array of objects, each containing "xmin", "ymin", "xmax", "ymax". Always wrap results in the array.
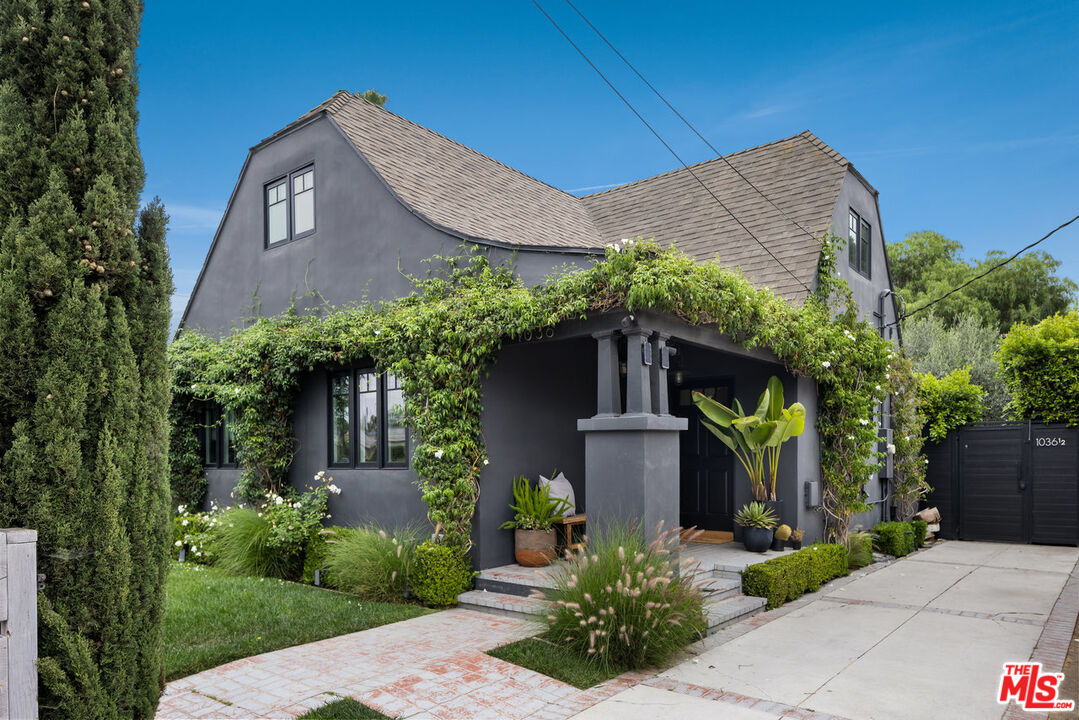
[
  {"xmin": 329, "ymin": 92, "xmax": 585, "ymax": 202},
  {"xmin": 581, "ymin": 130, "xmax": 847, "ymax": 198}
]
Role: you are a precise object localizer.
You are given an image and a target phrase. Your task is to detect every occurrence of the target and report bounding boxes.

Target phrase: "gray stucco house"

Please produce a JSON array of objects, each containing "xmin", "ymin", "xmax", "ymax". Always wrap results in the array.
[{"xmin": 181, "ymin": 91, "xmax": 900, "ymax": 569}]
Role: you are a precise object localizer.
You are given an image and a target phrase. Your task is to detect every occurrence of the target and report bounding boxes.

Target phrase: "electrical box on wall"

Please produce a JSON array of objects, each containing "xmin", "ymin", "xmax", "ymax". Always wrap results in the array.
[{"xmin": 804, "ymin": 480, "xmax": 821, "ymax": 508}]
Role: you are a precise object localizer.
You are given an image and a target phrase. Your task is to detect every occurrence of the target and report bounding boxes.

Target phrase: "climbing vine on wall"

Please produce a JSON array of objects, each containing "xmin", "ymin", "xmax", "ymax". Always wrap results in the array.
[{"xmin": 169, "ymin": 237, "xmax": 901, "ymax": 547}]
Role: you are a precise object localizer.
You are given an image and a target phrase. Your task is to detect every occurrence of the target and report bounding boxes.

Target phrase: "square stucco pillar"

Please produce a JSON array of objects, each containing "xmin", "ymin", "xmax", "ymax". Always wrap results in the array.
[
  {"xmin": 578, "ymin": 327, "xmax": 686, "ymax": 537},
  {"xmin": 577, "ymin": 415, "xmax": 687, "ymax": 536}
]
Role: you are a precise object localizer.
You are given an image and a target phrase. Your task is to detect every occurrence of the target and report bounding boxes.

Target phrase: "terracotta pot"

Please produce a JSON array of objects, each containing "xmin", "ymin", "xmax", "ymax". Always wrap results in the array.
[
  {"xmin": 742, "ymin": 526, "xmax": 772, "ymax": 553},
  {"xmin": 515, "ymin": 528, "xmax": 556, "ymax": 567}
]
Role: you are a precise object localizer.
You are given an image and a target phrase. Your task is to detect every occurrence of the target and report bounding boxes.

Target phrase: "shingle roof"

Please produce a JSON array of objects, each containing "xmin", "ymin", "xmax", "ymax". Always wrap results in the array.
[
  {"xmin": 325, "ymin": 92, "xmax": 602, "ymax": 250},
  {"xmin": 303, "ymin": 92, "xmax": 857, "ymax": 300},
  {"xmin": 581, "ymin": 132, "xmax": 851, "ymax": 301}
]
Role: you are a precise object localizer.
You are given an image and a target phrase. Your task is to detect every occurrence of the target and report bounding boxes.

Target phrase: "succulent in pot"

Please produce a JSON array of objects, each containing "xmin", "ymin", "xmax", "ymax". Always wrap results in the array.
[
  {"xmin": 790, "ymin": 528, "xmax": 804, "ymax": 550},
  {"xmin": 734, "ymin": 501, "xmax": 777, "ymax": 553},
  {"xmin": 499, "ymin": 475, "xmax": 572, "ymax": 567}
]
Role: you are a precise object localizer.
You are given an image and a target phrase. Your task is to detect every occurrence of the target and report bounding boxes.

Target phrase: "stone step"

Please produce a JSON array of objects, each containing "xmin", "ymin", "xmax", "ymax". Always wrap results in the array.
[
  {"xmin": 475, "ymin": 565, "xmax": 557, "ymax": 597},
  {"xmin": 699, "ymin": 575, "xmax": 741, "ymax": 601},
  {"xmin": 457, "ymin": 589, "xmax": 548, "ymax": 620},
  {"xmin": 704, "ymin": 594, "xmax": 767, "ymax": 632}
]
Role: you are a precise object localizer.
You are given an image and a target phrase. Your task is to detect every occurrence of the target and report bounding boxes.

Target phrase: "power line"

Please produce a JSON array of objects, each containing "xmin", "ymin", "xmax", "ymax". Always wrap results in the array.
[
  {"xmin": 530, "ymin": 0, "xmax": 812, "ymax": 294},
  {"xmin": 886, "ymin": 213, "xmax": 1079, "ymax": 328},
  {"xmin": 564, "ymin": 0, "xmax": 821, "ymax": 243}
]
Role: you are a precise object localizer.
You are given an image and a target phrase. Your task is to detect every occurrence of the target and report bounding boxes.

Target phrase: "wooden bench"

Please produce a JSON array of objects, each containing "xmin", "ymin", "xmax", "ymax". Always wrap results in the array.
[{"xmin": 553, "ymin": 513, "xmax": 586, "ymax": 551}]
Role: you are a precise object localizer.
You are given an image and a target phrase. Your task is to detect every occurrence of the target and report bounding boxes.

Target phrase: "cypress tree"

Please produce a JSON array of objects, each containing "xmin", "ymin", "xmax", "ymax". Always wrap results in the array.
[{"xmin": 0, "ymin": 1, "xmax": 172, "ymax": 717}]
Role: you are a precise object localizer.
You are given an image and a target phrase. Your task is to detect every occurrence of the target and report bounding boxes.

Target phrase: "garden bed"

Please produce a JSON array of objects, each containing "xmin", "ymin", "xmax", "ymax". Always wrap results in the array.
[
  {"xmin": 164, "ymin": 562, "xmax": 430, "ymax": 680},
  {"xmin": 487, "ymin": 635, "xmax": 625, "ymax": 689}
]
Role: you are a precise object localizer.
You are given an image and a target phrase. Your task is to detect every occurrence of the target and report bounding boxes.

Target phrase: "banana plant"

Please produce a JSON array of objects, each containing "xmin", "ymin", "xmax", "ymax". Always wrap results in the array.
[{"xmin": 693, "ymin": 376, "xmax": 806, "ymax": 502}]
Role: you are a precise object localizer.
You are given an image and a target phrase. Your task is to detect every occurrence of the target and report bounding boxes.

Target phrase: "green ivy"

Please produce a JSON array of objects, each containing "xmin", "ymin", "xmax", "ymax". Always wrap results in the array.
[
  {"xmin": 996, "ymin": 311, "xmax": 1079, "ymax": 425},
  {"xmin": 169, "ymin": 238, "xmax": 900, "ymax": 547},
  {"xmin": 889, "ymin": 354, "xmax": 928, "ymax": 519}
]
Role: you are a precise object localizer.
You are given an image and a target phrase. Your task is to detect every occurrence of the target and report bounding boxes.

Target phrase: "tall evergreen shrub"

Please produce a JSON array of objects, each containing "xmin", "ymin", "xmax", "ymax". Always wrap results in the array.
[{"xmin": 0, "ymin": 2, "xmax": 172, "ymax": 717}]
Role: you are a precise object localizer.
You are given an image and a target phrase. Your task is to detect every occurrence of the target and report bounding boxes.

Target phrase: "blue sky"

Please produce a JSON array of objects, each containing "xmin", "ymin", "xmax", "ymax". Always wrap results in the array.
[{"xmin": 138, "ymin": 1, "xmax": 1079, "ymax": 326}]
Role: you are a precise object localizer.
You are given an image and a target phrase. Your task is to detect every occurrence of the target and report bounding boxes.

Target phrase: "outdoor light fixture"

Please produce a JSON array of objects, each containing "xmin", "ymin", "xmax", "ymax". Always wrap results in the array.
[
  {"xmin": 642, "ymin": 341, "xmax": 653, "ymax": 366},
  {"xmin": 619, "ymin": 362, "xmax": 627, "ymax": 376},
  {"xmin": 673, "ymin": 370, "xmax": 684, "ymax": 385}
]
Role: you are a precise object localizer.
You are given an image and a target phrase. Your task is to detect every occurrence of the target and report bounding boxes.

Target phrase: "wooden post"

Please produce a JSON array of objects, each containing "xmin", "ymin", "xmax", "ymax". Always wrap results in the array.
[{"xmin": 0, "ymin": 529, "xmax": 37, "ymax": 720}]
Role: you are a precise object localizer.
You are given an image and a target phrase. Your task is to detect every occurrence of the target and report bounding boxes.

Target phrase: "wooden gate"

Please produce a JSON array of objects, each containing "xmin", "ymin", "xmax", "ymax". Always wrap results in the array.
[
  {"xmin": 924, "ymin": 423, "xmax": 1079, "ymax": 546},
  {"xmin": 0, "ymin": 529, "xmax": 37, "ymax": 720}
]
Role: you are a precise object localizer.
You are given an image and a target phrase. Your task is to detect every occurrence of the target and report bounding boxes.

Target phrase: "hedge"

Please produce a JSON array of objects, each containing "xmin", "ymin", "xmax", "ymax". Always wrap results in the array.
[
  {"xmin": 741, "ymin": 544, "xmax": 849, "ymax": 609},
  {"xmin": 410, "ymin": 541, "xmax": 474, "ymax": 606},
  {"xmin": 873, "ymin": 521, "xmax": 917, "ymax": 557},
  {"xmin": 996, "ymin": 311, "xmax": 1079, "ymax": 425},
  {"xmin": 911, "ymin": 520, "xmax": 928, "ymax": 548}
]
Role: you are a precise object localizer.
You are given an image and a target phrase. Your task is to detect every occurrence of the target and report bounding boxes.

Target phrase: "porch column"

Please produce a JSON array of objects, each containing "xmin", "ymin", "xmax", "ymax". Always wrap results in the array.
[
  {"xmin": 593, "ymin": 330, "xmax": 621, "ymax": 417},
  {"xmin": 579, "ymin": 325, "xmax": 687, "ymax": 538},
  {"xmin": 650, "ymin": 332, "xmax": 672, "ymax": 416},
  {"xmin": 624, "ymin": 327, "xmax": 652, "ymax": 414}
]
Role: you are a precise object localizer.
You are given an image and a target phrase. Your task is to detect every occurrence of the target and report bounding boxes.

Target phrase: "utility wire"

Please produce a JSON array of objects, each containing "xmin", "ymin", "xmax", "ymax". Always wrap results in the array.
[
  {"xmin": 530, "ymin": 0, "xmax": 812, "ymax": 294},
  {"xmin": 885, "ymin": 213, "xmax": 1079, "ymax": 328},
  {"xmin": 564, "ymin": 0, "xmax": 821, "ymax": 242}
]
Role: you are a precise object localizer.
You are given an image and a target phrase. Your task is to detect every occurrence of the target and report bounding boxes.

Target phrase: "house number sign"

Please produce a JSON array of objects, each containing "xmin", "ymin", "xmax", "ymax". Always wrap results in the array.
[{"xmin": 1035, "ymin": 436, "xmax": 1067, "ymax": 447}]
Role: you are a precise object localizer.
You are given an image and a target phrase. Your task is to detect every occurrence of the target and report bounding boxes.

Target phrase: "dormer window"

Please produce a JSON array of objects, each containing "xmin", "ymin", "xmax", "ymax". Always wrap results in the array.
[
  {"xmin": 265, "ymin": 165, "xmax": 315, "ymax": 247},
  {"xmin": 848, "ymin": 209, "xmax": 871, "ymax": 278}
]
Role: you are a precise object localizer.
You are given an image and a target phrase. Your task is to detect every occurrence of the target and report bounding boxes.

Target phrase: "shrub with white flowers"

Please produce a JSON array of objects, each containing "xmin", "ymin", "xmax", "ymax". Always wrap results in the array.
[
  {"xmin": 172, "ymin": 502, "xmax": 221, "ymax": 565},
  {"xmin": 538, "ymin": 522, "xmax": 707, "ymax": 669}
]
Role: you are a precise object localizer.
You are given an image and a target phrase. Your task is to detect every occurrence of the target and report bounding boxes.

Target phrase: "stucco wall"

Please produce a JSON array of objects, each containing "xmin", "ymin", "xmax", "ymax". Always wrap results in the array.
[
  {"xmin": 181, "ymin": 115, "xmax": 596, "ymax": 339},
  {"xmin": 474, "ymin": 337, "xmax": 596, "ymax": 569}
]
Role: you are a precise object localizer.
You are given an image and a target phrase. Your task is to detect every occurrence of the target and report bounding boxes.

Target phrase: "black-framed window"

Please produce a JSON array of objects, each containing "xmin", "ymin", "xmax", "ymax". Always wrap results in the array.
[
  {"xmin": 265, "ymin": 164, "xmax": 315, "ymax": 247},
  {"xmin": 328, "ymin": 370, "xmax": 409, "ymax": 468},
  {"xmin": 848, "ymin": 209, "xmax": 872, "ymax": 278},
  {"xmin": 199, "ymin": 403, "xmax": 237, "ymax": 467}
]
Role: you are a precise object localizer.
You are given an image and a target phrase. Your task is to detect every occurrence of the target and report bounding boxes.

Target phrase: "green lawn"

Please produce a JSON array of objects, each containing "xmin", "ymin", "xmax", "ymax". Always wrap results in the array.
[
  {"xmin": 299, "ymin": 698, "xmax": 392, "ymax": 719},
  {"xmin": 165, "ymin": 562, "xmax": 430, "ymax": 680},
  {"xmin": 486, "ymin": 636, "xmax": 624, "ymax": 689}
]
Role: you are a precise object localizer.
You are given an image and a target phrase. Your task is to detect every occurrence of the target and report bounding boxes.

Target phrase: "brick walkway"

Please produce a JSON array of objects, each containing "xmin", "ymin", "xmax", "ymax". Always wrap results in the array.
[{"xmin": 155, "ymin": 609, "xmax": 655, "ymax": 719}]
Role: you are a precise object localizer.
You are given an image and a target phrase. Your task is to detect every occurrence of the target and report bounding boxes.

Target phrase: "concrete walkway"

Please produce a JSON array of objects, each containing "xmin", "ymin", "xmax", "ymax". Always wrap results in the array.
[{"xmin": 574, "ymin": 541, "xmax": 1079, "ymax": 720}]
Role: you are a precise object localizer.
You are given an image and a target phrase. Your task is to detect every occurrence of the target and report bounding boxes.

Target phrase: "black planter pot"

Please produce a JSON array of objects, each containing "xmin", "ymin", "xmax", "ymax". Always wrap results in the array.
[
  {"xmin": 770, "ymin": 536, "xmax": 785, "ymax": 551},
  {"xmin": 764, "ymin": 499, "xmax": 784, "ymax": 526},
  {"xmin": 790, "ymin": 540, "xmax": 803, "ymax": 550},
  {"xmin": 742, "ymin": 526, "xmax": 772, "ymax": 553}
]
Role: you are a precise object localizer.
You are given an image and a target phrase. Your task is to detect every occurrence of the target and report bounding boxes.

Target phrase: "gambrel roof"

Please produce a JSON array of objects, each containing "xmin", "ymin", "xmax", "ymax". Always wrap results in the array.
[{"xmin": 280, "ymin": 91, "xmax": 867, "ymax": 301}]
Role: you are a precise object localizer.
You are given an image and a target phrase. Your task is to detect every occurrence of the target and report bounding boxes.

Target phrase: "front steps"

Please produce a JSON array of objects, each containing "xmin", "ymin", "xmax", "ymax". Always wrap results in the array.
[{"xmin": 458, "ymin": 563, "xmax": 765, "ymax": 632}]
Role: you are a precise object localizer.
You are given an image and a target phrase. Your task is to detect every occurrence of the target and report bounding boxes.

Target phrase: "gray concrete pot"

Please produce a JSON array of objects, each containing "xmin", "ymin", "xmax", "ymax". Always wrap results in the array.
[{"xmin": 514, "ymin": 528, "xmax": 556, "ymax": 567}]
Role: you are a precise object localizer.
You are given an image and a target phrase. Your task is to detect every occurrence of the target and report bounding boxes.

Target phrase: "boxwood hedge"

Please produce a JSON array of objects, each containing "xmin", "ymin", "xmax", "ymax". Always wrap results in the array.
[{"xmin": 741, "ymin": 544, "xmax": 849, "ymax": 609}]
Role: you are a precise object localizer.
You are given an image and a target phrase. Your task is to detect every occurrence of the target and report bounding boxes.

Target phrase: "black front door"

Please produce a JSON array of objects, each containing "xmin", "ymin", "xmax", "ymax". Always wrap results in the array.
[{"xmin": 675, "ymin": 381, "xmax": 735, "ymax": 531}]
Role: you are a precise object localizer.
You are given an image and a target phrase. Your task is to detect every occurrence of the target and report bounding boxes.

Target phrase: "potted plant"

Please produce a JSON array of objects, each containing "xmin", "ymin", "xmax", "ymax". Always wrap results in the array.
[
  {"xmin": 733, "ymin": 502, "xmax": 777, "ymax": 553},
  {"xmin": 499, "ymin": 475, "xmax": 571, "ymax": 567},
  {"xmin": 693, "ymin": 377, "xmax": 806, "ymax": 519},
  {"xmin": 790, "ymin": 528, "xmax": 804, "ymax": 550},
  {"xmin": 773, "ymin": 524, "xmax": 791, "ymax": 551}
]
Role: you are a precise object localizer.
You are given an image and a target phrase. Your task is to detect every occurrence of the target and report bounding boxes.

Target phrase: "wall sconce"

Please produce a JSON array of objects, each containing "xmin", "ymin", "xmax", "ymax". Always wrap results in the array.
[
  {"xmin": 619, "ymin": 362, "xmax": 627, "ymax": 376},
  {"xmin": 673, "ymin": 370, "xmax": 684, "ymax": 385}
]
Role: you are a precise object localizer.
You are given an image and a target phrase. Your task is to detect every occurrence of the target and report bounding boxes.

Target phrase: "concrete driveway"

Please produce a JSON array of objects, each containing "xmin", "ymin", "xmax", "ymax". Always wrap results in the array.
[{"xmin": 573, "ymin": 541, "xmax": 1079, "ymax": 720}]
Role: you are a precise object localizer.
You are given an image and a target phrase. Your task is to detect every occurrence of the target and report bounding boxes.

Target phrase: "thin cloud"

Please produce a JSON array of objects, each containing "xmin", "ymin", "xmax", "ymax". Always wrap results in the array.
[
  {"xmin": 738, "ymin": 104, "xmax": 788, "ymax": 121},
  {"xmin": 567, "ymin": 181, "xmax": 630, "ymax": 194},
  {"xmin": 165, "ymin": 203, "xmax": 224, "ymax": 233}
]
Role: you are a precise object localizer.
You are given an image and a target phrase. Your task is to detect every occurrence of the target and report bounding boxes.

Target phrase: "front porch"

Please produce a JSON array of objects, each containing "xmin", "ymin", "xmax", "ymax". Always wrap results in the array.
[{"xmin": 475, "ymin": 309, "xmax": 819, "ymax": 571}]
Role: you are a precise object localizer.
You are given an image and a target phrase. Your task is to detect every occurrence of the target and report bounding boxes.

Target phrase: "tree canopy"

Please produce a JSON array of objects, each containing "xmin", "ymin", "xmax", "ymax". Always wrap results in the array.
[{"xmin": 889, "ymin": 231, "xmax": 1077, "ymax": 334}]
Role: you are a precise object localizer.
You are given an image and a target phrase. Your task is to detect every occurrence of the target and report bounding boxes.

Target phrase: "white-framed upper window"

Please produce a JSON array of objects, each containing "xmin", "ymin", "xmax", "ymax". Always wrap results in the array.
[
  {"xmin": 265, "ymin": 165, "xmax": 315, "ymax": 247},
  {"xmin": 848, "ymin": 209, "xmax": 871, "ymax": 278}
]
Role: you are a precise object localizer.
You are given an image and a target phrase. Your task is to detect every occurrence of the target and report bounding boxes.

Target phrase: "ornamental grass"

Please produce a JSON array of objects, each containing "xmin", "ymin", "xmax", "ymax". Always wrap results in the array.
[
  {"xmin": 324, "ymin": 524, "xmax": 422, "ymax": 602},
  {"xmin": 535, "ymin": 522, "xmax": 707, "ymax": 670}
]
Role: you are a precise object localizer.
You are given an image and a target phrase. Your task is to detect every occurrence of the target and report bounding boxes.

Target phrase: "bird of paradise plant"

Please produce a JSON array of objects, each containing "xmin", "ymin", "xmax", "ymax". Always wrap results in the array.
[{"xmin": 692, "ymin": 376, "xmax": 806, "ymax": 502}]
